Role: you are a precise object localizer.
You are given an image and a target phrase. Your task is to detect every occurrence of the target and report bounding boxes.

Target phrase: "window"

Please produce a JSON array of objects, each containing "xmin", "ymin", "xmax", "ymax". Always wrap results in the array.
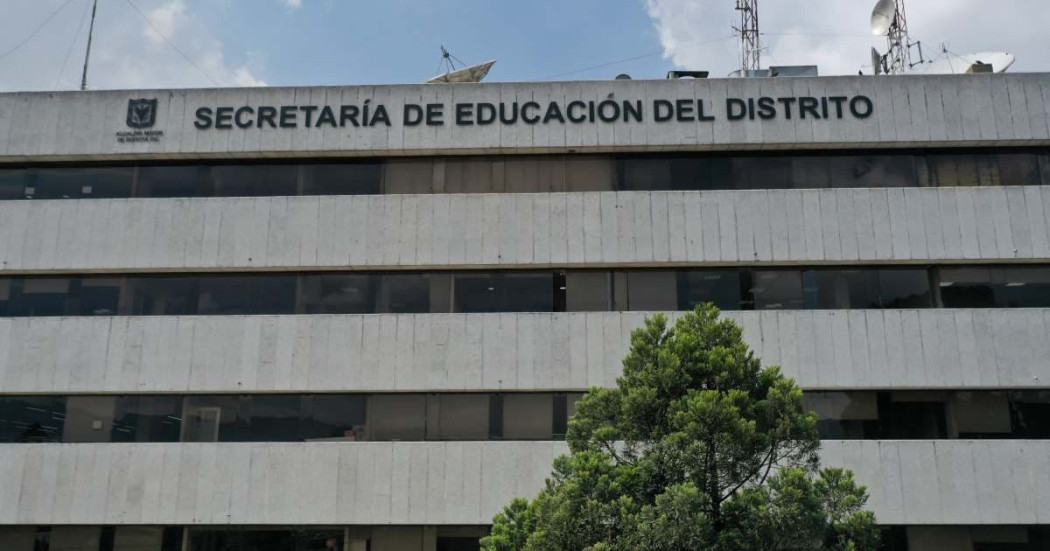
[
  {"xmin": 189, "ymin": 528, "xmax": 343, "ymax": 551},
  {"xmin": 62, "ymin": 396, "xmax": 116, "ymax": 443},
  {"xmin": 564, "ymin": 272, "xmax": 612, "ymax": 312},
  {"xmin": 182, "ymin": 396, "xmax": 250, "ymax": 442},
  {"xmin": 211, "ymin": 165, "xmax": 299, "ymax": 197},
  {"xmin": 1010, "ymin": 391, "xmax": 1050, "ymax": 438},
  {"xmin": 751, "ymin": 270, "xmax": 804, "ymax": 310},
  {"xmin": 369, "ymin": 394, "xmax": 426, "ymax": 441},
  {"xmin": 0, "ymin": 396, "xmax": 65, "ymax": 443},
  {"xmin": 75, "ymin": 278, "xmax": 122, "ymax": 316},
  {"xmin": 500, "ymin": 394, "xmax": 554, "ymax": 440},
  {"xmin": 197, "ymin": 275, "xmax": 297, "ymax": 315},
  {"xmin": 625, "ymin": 271, "xmax": 677, "ymax": 310},
  {"xmin": 377, "ymin": 274, "xmax": 432, "ymax": 313},
  {"xmin": 426, "ymin": 394, "xmax": 489, "ymax": 440},
  {"xmin": 138, "ymin": 166, "xmax": 210, "ymax": 197},
  {"xmin": 876, "ymin": 392, "xmax": 948, "ymax": 439},
  {"xmin": 0, "ymin": 168, "xmax": 26, "ymax": 199},
  {"xmin": 452, "ymin": 272, "xmax": 553, "ymax": 313},
  {"xmin": 301, "ymin": 274, "xmax": 374, "ymax": 314},
  {"xmin": 302, "ymin": 163, "xmax": 382, "ymax": 195},
  {"xmin": 677, "ymin": 270, "xmax": 746, "ymax": 310},
  {"xmin": 305, "ymin": 395, "xmax": 366, "ymax": 441},
  {"xmin": 111, "ymin": 396, "xmax": 182, "ymax": 443},
  {"xmin": 805, "ymin": 392, "xmax": 879, "ymax": 439},
  {"xmin": 877, "ymin": 269, "xmax": 932, "ymax": 308},
  {"xmin": 128, "ymin": 277, "xmax": 199, "ymax": 316},
  {"xmin": 940, "ymin": 267, "xmax": 1050, "ymax": 308},
  {"xmin": 954, "ymin": 392, "xmax": 1012, "ymax": 438},
  {"xmin": 11, "ymin": 278, "xmax": 70, "ymax": 316}
]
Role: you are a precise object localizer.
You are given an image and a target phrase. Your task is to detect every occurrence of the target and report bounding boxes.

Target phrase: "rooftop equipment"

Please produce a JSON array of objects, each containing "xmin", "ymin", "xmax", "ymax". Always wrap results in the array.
[{"xmin": 425, "ymin": 46, "xmax": 496, "ymax": 84}]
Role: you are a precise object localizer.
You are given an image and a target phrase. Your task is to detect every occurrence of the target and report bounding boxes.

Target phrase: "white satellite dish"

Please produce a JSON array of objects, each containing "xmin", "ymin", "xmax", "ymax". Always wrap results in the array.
[
  {"xmin": 870, "ymin": 0, "xmax": 896, "ymax": 36},
  {"xmin": 908, "ymin": 51, "xmax": 1016, "ymax": 74},
  {"xmin": 424, "ymin": 46, "xmax": 495, "ymax": 84},
  {"xmin": 426, "ymin": 60, "xmax": 496, "ymax": 84}
]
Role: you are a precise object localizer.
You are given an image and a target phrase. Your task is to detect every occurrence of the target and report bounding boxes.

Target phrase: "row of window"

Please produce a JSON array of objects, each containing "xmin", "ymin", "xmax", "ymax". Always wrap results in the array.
[
  {"xmin": 2, "ymin": 390, "xmax": 1047, "ymax": 445},
  {"xmin": 4, "ymin": 525, "xmax": 1048, "ymax": 551},
  {"xmin": 0, "ymin": 526, "xmax": 488, "ymax": 551},
  {"xmin": 0, "ymin": 392, "xmax": 584, "ymax": 444},
  {"xmin": 0, "ymin": 266, "xmax": 1046, "ymax": 318},
  {"xmin": 1, "ymin": 148, "xmax": 1047, "ymax": 200}
]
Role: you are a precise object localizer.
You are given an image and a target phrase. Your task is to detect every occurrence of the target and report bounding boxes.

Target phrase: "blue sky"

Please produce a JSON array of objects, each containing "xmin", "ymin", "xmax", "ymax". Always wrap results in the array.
[{"xmin": 0, "ymin": 0, "xmax": 1046, "ymax": 91}]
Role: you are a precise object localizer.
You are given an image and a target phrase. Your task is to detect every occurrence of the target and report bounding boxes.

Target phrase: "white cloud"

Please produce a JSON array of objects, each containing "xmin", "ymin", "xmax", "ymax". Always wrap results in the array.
[
  {"xmin": 0, "ymin": 0, "xmax": 266, "ymax": 91},
  {"xmin": 283, "ymin": 0, "xmax": 303, "ymax": 9},
  {"xmin": 644, "ymin": 0, "xmax": 1050, "ymax": 77},
  {"xmin": 144, "ymin": 0, "xmax": 187, "ymax": 44}
]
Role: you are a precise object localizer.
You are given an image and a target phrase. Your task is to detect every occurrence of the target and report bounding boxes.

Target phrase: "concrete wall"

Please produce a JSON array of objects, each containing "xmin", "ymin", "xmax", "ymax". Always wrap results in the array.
[
  {"xmin": 1, "ymin": 187, "xmax": 1048, "ymax": 273},
  {"xmin": 1, "ymin": 74, "xmax": 1049, "ymax": 161},
  {"xmin": 0, "ymin": 440, "xmax": 1046, "ymax": 526},
  {"xmin": 0, "ymin": 309, "xmax": 1046, "ymax": 393}
]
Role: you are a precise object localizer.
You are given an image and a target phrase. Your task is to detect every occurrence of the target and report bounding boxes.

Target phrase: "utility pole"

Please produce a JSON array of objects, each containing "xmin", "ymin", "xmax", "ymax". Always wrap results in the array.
[
  {"xmin": 734, "ymin": 0, "xmax": 760, "ymax": 73},
  {"xmin": 80, "ymin": 0, "xmax": 99, "ymax": 91}
]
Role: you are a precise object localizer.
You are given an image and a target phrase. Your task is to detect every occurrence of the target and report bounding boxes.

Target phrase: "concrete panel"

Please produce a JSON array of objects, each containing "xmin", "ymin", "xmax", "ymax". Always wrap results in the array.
[
  {"xmin": 0, "ymin": 309, "xmax": 1047, "ymax": 393},
  {"xmin": 0, "ymin": 187, "xmax": 1046, "ymax": 272},
  {"xmin": 0, "ymin": 440, "xmax": 1045, "ymax": 526}
]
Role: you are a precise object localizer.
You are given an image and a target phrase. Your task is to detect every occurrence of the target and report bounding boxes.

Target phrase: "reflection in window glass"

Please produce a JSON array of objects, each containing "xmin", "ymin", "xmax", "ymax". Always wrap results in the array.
[
  {"xmin": 0, "ymin": 396, "xmax": 65, "ymax": 442},
  {"xmin": 751, "ymin": 270, "xmax": 803, "ymax": 310},
  {"xmin": 954, "ymin": 392, "xmax": 1012, "ymax": 438},
  {"xmin": 677, "ymin": 271, "xmax": 745, "ymax": 310},
  {"xmin": 63, "ymin": 396, "xmax": 116, "ymax": 443},
  {"xmin": 877, "ymin": 393, "xmax": 948, "ymax": 439},
  {"xmin": 112, "ymin": 396, "xmax": 182, "ymax": 442}
]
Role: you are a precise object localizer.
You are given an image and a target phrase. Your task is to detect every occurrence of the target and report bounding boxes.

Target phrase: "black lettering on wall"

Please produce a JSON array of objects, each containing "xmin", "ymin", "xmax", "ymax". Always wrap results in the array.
[
  {"xmin": 850, "ymin": 96, "xmax": 874, "ymax": 119},
  {"xmin": 214, "ymin": 107, "xmax": 234, "ymax": 129},
  {"xmin": 194, "ymin": 107, "xmax": 213, "ymax": 129},
  {"xmin": 726, "ymin": 98, "xmax": 747, "ymax": 120},
  {"xmin": 234, "ymin": 106, "xmax": 254, "ymax": 129},
  {"xmin": 654, "ymin": 99, "xmax": 673, "ymax": 122},
  {"xmin": 257, "ymin": 106, "xmax": 277, "ymax": 128},
  {"xmin": 403, "ymin": 104, "xmax": 424, "ymax": 126}
]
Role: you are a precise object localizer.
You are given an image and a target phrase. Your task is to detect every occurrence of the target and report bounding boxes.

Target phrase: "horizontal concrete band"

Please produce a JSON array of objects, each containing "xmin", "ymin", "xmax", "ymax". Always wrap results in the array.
[
  {"xmin": 0, "ymin": 440, "xmax": 1046, "ymax": 526},
  {"xmin": 0, "ymin": 309, "xmax": 1046, "ymax": 394},
  {"xmin": 1, "ymin": 74, "xmax": 1049, "ymax": 161},
  {"xmin": 1, "ymin": 187, "xmax": 1049, "ymax": 273}
]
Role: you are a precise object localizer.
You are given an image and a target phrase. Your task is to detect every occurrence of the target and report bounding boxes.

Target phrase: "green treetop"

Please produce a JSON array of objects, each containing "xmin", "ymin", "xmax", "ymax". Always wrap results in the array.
[{"xmin": 481, "ymin": 304, "xmax": 880, "ymax": 551}]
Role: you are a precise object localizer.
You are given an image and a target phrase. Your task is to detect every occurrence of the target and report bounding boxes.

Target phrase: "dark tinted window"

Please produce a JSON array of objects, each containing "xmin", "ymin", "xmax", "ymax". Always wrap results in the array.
[
  {"xmin": 306, "ymin": 394, "xmax": 366, "ymax": 441},
  {"xmin": 111, "ymin": 396, "xmax": 182, "ymax": 443},
  {"xmin": 129, "ymin": 277, "xmax": 199, "ymax": 315},
  {"xmin": 301, "ymin": 274, "xmax": 374, "ymax": 314},
  {"xmin": 751, "ymin": 270, "xmax": 804, "ymax": 310},
  {"xmin": 878, "ymin": 269, "xmax": 932, "ymax": 308},
  {"xmin": 0, "ymin": 169, "xmax": 26, "ymax": 199},
  {"xmin": 212, "ymin": 165, "xmax": 298, "ymax": 197},
  {"xmin": 138, "ymin": 165, "xmax": 210, "ymax": 197},
  {"xmin": 302, "ymin": 163, "xmax": 382, "ymax": 195},
  {"xmin": 940, "ymin": 267, "xmax": 1050, "ymax": 308},
  {"xmin": 803, "ymin": 270, "xmax": 880, "ymax": 309},
  {"xmin": 453, "ymin": 273, "xmax": 554, "ymax": 313},
  {"xmin": 677, "ymin": 270, "xmax": 746, "ymax": 310},
  {"xmin": 0, "ymin": 396, "xmax": 65, "ymax": 443},
  {"xmin": 197, "ymin": 275, "xmax": 297, "ymax": 315}
]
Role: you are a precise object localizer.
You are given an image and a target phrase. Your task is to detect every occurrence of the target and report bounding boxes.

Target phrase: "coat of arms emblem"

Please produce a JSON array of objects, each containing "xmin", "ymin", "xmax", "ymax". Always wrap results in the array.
[{"xmin": 126, "ymin": 98, "xmax": 158, "ymax": 129}]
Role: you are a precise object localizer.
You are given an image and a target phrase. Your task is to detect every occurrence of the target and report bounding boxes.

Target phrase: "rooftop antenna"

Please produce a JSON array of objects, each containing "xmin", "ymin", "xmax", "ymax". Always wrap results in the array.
[
  {"xmin": 733, "ymin": 0, "xmax": 760, "ymax": 73},
  {"xmin": 870, "ymin": 0, "xmax": 923, "ymax": 74},
  {"xmin": 80, "ymin": 0, "xmax": 98, "ymax": 91},
  {"xmin": 425, "ymin": 46, "xmax": 496, "ymax": 84}
]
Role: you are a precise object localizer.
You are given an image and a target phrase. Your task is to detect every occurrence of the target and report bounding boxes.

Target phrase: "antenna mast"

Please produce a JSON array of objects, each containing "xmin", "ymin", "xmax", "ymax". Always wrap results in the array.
[
  {"xmin": 734, "ymin": 0, "xmax": 760, "ymax": 73},
  {"xmin": 80, "ymin": 0, "xmax": 98, "ymax": 91},
  {"xmin": 884, "ymin": 0, "xmax": 910, "ymax": 74}
]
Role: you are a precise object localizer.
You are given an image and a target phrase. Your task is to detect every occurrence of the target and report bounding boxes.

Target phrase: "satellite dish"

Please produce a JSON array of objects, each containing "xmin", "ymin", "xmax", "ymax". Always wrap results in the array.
[
  {"xmin": 426, "ymin": 60, "xmax": 496, "ymax": 84},
  {"xmin": 870, "ymin": 0, "xmax": 896, "ymax": 36},
  {"xmin": 908, "ymin": 51, "xmax": 1016, "ymax": 74},
  {"xmin": 425, "ymin": 46, "xmax": 496, "ymax": 84}
]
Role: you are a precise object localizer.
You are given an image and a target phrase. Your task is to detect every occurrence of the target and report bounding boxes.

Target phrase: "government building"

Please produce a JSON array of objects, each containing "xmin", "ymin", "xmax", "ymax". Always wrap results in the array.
[{"xmin": 0, "ymin": 72, "xmax": 1048, "ymax": 550}]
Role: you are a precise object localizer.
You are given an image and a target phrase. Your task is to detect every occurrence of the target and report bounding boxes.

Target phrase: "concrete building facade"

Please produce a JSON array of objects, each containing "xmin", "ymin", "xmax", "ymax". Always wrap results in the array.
[{"xmin": 0, "ymin": 73, "xmax": 1049, "ymax": 550}]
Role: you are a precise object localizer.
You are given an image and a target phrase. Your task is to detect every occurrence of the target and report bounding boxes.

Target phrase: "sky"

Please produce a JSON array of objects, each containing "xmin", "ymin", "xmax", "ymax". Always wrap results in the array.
[{"xmin": 0, "ymin": 0, "xmax": 1047, "ymax": 92}]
